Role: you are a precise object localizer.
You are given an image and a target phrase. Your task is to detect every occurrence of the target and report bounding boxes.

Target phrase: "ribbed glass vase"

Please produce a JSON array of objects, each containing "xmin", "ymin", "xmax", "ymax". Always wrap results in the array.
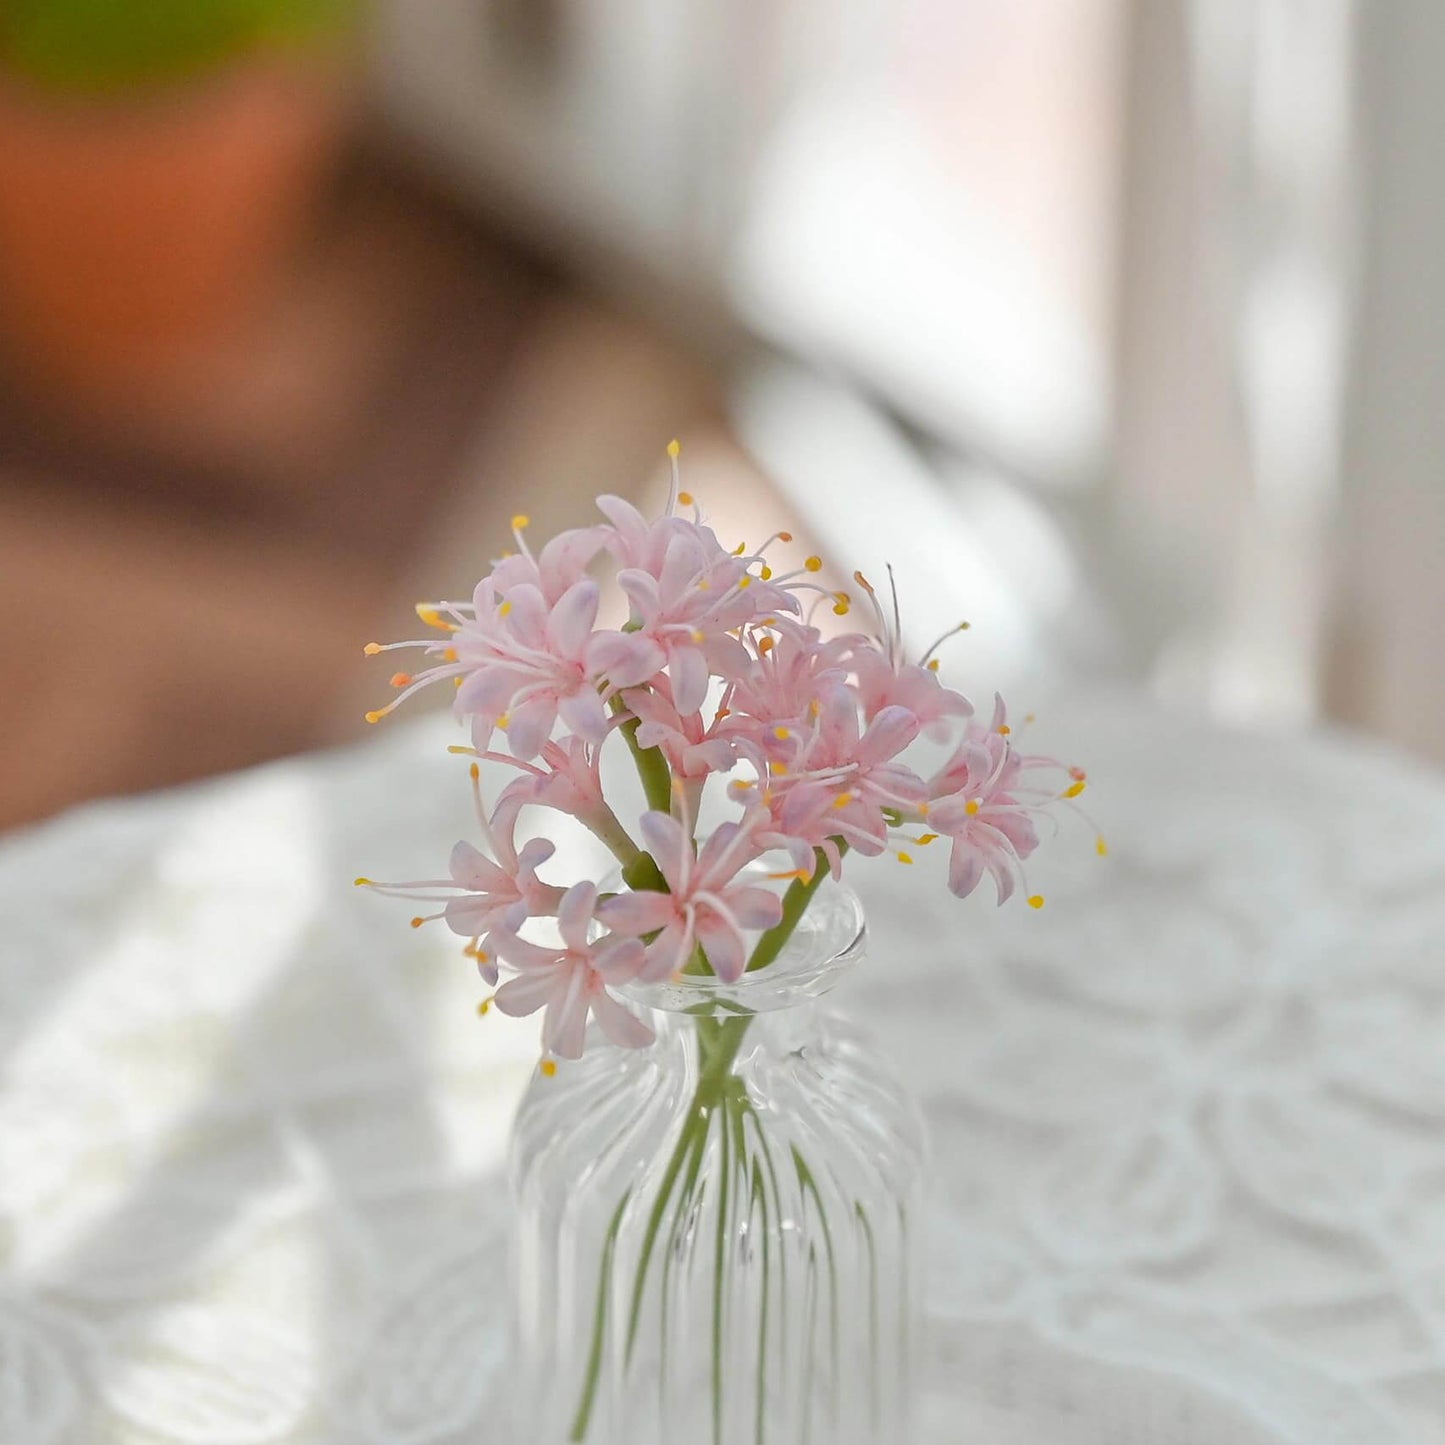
[{"xmin": 507, "ymin": 876, "xmax": 928, "ymax": 1444}]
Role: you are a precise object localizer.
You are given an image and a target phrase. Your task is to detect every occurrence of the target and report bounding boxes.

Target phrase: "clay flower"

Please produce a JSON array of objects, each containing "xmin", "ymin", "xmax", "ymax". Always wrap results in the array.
[{"xmin": 490, "ymin": 881, "xmax": 653, "ymax": 1058}]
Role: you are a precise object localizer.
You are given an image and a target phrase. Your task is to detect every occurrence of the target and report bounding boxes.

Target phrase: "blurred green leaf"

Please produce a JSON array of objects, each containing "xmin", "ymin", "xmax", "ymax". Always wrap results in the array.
[{"xmin": 0, "ymin": 0, "xmax": 359, "ymax": 93}]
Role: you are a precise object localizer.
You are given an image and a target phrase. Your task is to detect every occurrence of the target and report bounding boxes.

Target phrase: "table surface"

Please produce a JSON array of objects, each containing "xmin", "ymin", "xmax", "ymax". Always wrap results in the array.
[{"xmin": 4, "ymin": 695, "xmax": 1445, "ymax": 1445}]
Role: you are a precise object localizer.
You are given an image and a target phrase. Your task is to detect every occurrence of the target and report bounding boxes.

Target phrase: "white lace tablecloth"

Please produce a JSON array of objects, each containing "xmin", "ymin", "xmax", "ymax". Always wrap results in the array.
[{"xmin": 4, "ymin": 694, "xmax": 1445, "ymax": 1444}]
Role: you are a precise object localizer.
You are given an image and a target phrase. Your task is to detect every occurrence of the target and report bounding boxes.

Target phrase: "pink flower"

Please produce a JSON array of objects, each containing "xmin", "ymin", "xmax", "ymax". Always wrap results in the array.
[
  {"xmin": 490, "ymin": 881, "xmax": 653, "ymax": 1058},
  {"xmin": 451, "ymin": 577, "xmax": 663, "ymax": 758},
  {"xmin": 622, "ymin": 681, "xmax": 737, "ymax": 779},
  {"xmin": 597, "ymin": 811, "xmax": 786, "ymax": 983},
  {"xmin": 764, "ymin": 686, "xmax": 927, "ymax": 860},
  {"xmin": 720, "ymin": 620, "xmax": 852, "ymax": 739},
  {"xmin": 924, "ymin": 696, "xmax": 1057, "ymax": 905},
  {"xmin": 844, "ymin": 569, "xmax": 973, "ymax": 738},
  {"xmin": 600, "ymin": 494, "xmax": 799, "ymax": 713},
  {"xmin": 356, "ymin": 764, "xmax": 563, "ymax": 985}
]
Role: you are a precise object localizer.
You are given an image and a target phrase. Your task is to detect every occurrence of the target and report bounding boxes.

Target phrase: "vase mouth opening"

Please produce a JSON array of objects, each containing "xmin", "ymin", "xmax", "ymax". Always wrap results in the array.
[{"xmin": 619, "ymin": 866, "xmax": 867, "ymax": 1018}]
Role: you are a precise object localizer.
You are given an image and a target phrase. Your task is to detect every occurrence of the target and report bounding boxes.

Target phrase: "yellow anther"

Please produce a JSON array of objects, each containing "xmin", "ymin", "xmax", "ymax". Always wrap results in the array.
[
  {"xmin": 511, "ymin": 514, "xmax": 530, "ymax": 531},
  {"xmin": 540, "ymin": 1058, "xmax": 558, "ymax": 1078},
  {"xmin": 960, "ymin": 621, "xmax": 971, "ymax": 630},
  {"xmin": 499, "ymin": 600, "xmax": 513, "ymax": 617},
  {"xmin": 1064, "ymin": 780, "xmax": 1086, "ymax": 798},
  {"xmin": 390, "ymin": 672, "xmax": 412, "ymax": 688},
  {"xmin": 917, "ymin": 833, "xmax": 939, "ymax": 845},
  {"xmin": 364, "ymin": 710, "xmax": 383, "ymax": 725},
  {"xmin": 716, "ymin": 706, "xmax": 731, "ymax": 719},
  {"xmin": 771, "ymin": 764, "xmax": 787, "ymax": 777},
  {"xmin": 697, "ymin": 579, "xmax": 710, "ymax": 591},
  {"xmin": 738, "ymin": 576, "xmax": 752, "ymax": 589},
  {"xmin": 779, "ymin": 531, "xmax": 793, "ymax": 543},
  {"xmin": 443, "ymin": 646, "xmax": 458, "ymax": 662},
  {"xmin": 918, "ymin": 802, "xmax": 929, "ymax": 817},
  {"xmin": 833, "ymin": 600, "xmax": 850, "ymax": 616},
  {"xmin": 760, "ymin": 565, "xmax": 773, "ymax": 580},
  {"xmin": 447, "ymin": 744, "xmax": 477, "ymax": 756},
  {"xmin": 965, "ymin": 799, "xmax": 981, "ymax": 816},
  {"xmin": 1096, "ymin": 837, "xmax": 1109, "ymax": 857},
  {"xmin": 998, "ymin": 725, "xmax": 1011, "ymax": 736},
  {"xmin": 353, "ymin": 877, "xmax": 372, "ymax": 887},
  {"xmin": 454, "ymin": 677, "xmax": 463, "ymax": 689},
  {"xmin": 410, "ymin": 916, "xmax": 425, "ymax": 929},
  {"xmin": 667, "ymin": 438, "xmax": 681, "ymax": 459},
  {"xmin": 415, "ymin": 604, "xmax": 456, "ymax": 630},
  {"xmin": 734, "ymin": 778, "xmax": 755, "ymax": 789},
  {"xmin": 1025, "ymin": 713, "xmax": 1036, "ymax": 724},
  {"xmin": 1027, "ymin": 894, "xmax": 1045, "ymax": 909},
  {"xmin": 496, "ymin": 713, "xmax": 510, "ymax": 730},
  {"xmin": 469, "ymin": 762, "xmax": 481, "ymax": 781},
  {"xmin": 805, "ymin": 556, "xmax": 823, "ymax": 573},
  {"xmin": 809, "ymin": 698, "xmax": 820, "ymax": 716},
  {"xmin": 732, "ymin": 542, "xmax": 747, "ymax": 556},
  {"xmin": 773, "ymin": 726, "xmax": 790, "ymax": 740},
  {"xmin": 927, "ymin": 659, "xmax": 940, "ymax": 672},
  {"xmin": 477, "ymin": 998, "xmax": 492, "ymax": 1017},
  {"xmin": 898, "ymin": 852, "xmax": 915, "ymax": 865},
  {"xmin": 757, "ymin": 635, "xmax": 775, "ymax": 654},
  {"xmin": 833, "ymin": 792, "xmax": 854, "ymax": 809},
  {"xmin": 679, "ymin": 491, "xmax": 694, "ymax": 506},
  {"xmin": 363, "ymin": 642, "xmax": 382, "ymax": 656}
]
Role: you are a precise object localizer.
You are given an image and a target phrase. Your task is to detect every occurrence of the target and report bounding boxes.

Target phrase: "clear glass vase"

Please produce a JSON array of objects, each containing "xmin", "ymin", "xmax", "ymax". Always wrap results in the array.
[{"xmin": 507, "ymin": 877, "xmax": 929, "ymax": 1444}]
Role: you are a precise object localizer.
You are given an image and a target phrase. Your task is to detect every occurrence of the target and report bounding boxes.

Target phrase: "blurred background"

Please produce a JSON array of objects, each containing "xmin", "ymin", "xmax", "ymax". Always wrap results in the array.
[{"xmin": 1, "ymin": 0, "xmax": 1439, "ymax": 833}]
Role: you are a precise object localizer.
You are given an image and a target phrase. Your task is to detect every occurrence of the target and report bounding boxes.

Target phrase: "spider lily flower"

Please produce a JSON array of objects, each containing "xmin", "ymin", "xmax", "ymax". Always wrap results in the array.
[
  {"xmin": 356, "ymin": 765, "xmax": 562, "ymax": 985},
  {"xmin": 922, "ymin": 696, "xmax": 1060, "ymax": 906},
  {"xmin": 719, "ymin": 619, "xmax": 853, "ymax": 738},
  {"xmin": 622, "ymin": 681, "xmax": 738, "ymax": 779},
  {"xmin": 597, "ymin": 811, "xmax": 786, "ymax": 983},
  {"xmin": 616, "ymin": 530, "xmax": 798, "ymax": 712},
  {"xmin": 844, "ymin": 569, "xmax": 973, "ymax": 738},
  {"xmin": 489, "ymin": 736, "xmax": 640, "ymax": 866},
  {"xmin": 766, "ymin": 687, "xmax": 928, "ymax": 860},
  {"xmin": 490, "ymin": 882, "xmax": 653, "ymax": 1058},
  {"xmin": 448, "ymin": 578, "xmax": 663, "ymax": 758}
]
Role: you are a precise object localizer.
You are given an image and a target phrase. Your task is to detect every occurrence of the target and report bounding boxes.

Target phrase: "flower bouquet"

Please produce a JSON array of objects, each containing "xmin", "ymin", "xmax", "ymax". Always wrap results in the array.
[{"xmin": 358, "ymin": 445, "xmax": 1093, "ymax": 1443}]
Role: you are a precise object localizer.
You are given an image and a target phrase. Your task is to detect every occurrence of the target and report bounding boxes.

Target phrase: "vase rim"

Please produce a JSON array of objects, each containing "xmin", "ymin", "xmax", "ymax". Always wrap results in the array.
[{"xmin": 619, "ymin": 869, "xmax": 867, "ymax": 1017}]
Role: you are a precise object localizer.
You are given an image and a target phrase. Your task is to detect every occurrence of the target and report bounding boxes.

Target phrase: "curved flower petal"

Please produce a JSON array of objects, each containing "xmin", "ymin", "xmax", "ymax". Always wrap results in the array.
[
  {"xmin": 591, "ymin": 935, "xmax": 646, "ymax": 984},
  {"xmin": 616, "ymin": 569, "xmax": 663, "ymax": 626},
  {"xmin": 857, "ymin": 705, "xmax": 921, "ymax": 767},
  {"xmin": 543, "ymin": 966, "xmax": 591, "ymax": 1060},
  {"xmin": 537, "ymin": 526, "xmax": 608, "ymax": 602},
  {"xmin": 548, "ymin": 579, "xmax": 600, "ymax": 658},
  {"xmin": 597, "ymin": 890, "xmax": 675, "ymax": 936},
  {"xmin": 640, "ymin": 916, "xmax": 692, "ymax": 982},
  {"xmin": 503, "ymin": 584, "xmax": 550, "ymax": 650},
  {"xmin": 493, "ymin": 968, "xmax": 559, "ymax": 1016},
  {"xmin": 505, "ymin": 695, "xmax": 559, "ymax": 759},
  {"xmin": 590, "ymin": 988, "xmax": 655, "ymax": 1049},
  {"xmin": 585, "ymin": 630, "xmax": 666, "ymax": 688},
  {"xmin": 557, "ymin": 687, "xmax": 609, "ymax": 744},
  {"xmin": 722, "ymin": 885, "xmax": 784, "ymax": 931},
  {"xmin": 638, "ymin": 810, "xmax": 690, "ymax": 894},
  {"xmin": 668, "ymin": 643, "xmax": 710, "ymax": 715},
  {"xmin": 556, "ymin": 880, "xmax": 597, "ymax": 953},
  {"xmin": 448, "ymin": 839, "xmax": 512, "ymax": 893},
  {"xmin": 696, "ymin": 915, "xmax": 746, "ymax": 983}
]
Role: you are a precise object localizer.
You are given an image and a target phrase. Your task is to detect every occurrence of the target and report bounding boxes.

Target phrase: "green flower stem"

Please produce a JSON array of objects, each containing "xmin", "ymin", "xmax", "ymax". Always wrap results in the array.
[
  {"xmin": 745, "ymin": 840, "xmax": 848, "ymax": 973},
  {"xmin": 615, "ymin": 705, "xmax": 674, "ymax": 814}
]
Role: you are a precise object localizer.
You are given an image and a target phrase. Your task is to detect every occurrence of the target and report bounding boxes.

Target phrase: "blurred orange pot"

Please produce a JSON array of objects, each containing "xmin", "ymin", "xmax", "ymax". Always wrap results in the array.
[{"xmin": 0, "ymin": 64, "xmax": 345, "ymax": 395}]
